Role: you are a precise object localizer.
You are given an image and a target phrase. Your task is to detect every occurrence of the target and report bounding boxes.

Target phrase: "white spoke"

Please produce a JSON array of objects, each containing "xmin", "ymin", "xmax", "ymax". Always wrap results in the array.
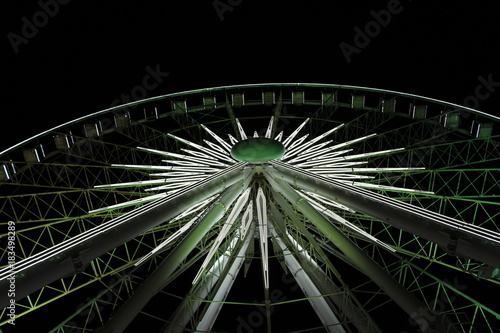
[
  {"xmin": 201, "ymin": 124, "xmax": 233, "ymax": 152},
  {"xmin": 300, "ymin": 190, "xmax": 354, "ymax": 213},
  {"xmin": 301, "ymin": 191, "xmax": 395, "ymax": 253},
  {"xmin": 192, "ymin": 188, "xmax": 251, "ymax": 284},
  {"xmin": 281, "ymin": 124, "xmax": 344, "ymax": 161},
  {"xmin": 95, "ymin": 179, "xmax": 170, "ymax": 188},
  {"xmin": 287, "ymin": 140, "xmax": 334, "ymax": 163},
  {"xmin": 89, "ymin": 193, "xmax": 167, "ymax": 214},
  {"xmin": 135, "ymin": 209, "xmax": 207, "ymax": 267},
  {"xmin": 325, "ymin": 133, "xmax": 378, "ymax": 151},
  {"xmin": 296, "ymin": 160, "xmax": 367, "ymax": 168},
  {"xmin": 228, "ymin": 134, "xmax": 239, "ymax": 145},
  {"xmin": 343, "ymin": 182, "xmax": 435, "ymax": 194},
  {"xmin": 283, "ymin": 134, "xmax": 309, "ymax": 154},
  {"xmin": 168, "ymin": 133, "xmax": 235, "ymax": 163},
  {"xmin": 282, "ymin": 118, "xmax": 309, "ymax": 148},
  {"xmin": 159, "ymin": 152, "xmax": 230, "ymax": 167},
  {"xmin": 181, "ymin": 148, "xmax": 218, "ymax": 160},
  {"xmin": 290, "ymin": 148, "xmax": 353, "ymax": 164},
  {"xmin": 265, "ymin": 116, "xmax": 274, "ymax": 138},
  {"xmin": 203, "ymin": 139, "xmax": 229, "ymax": 155},
  {"xmin": 310, "ymin": 167, "xmax": 425, "ymax": 174},
  {"xmin": 240, "ymin": 201, "xmax": 253, "ymax": 240},
  {"xmin": 256, "ymin": 187, "xmax": 269, "ymax": 289},
  {"xmin": 274, "ymin": 131, "xmax": 283, "ymax": 142},
  {"xmin": 235, "ymin": 118, "xmax": 248, "ymax": 140}
]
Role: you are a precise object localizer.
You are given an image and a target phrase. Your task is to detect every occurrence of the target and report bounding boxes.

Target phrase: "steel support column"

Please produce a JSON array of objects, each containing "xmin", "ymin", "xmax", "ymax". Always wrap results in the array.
[
  {"xmin": 194, "ymin": 231, "xmax": 252, "ymax": 332},
  {"xmin": 263, "ymin": 167, "xmax": 457, "ymax": 333},
  {"xmin": 95, "ymin": 173, "xmax": 252, "ymax": 332},
  {"xmin": 0, "ymin": 162, "xmax": 249, "ymax": 308},
  {"xmin": 269, "ymin": 160, "xmax": 500, "ymax": 270},
  {"xmin": 269, "ymin": 227, "xmax": 347, "ymax": 333},
  {"xmin": 268, "ymin": 198, "xmax": 381, "ymax": 333},
  {"xmin": 163, "ymin": 231, "xmax": 252, "ymax": 332}
]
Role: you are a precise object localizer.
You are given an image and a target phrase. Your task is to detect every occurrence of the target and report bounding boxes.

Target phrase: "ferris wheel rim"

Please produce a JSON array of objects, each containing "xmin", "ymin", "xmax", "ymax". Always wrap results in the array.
[{"xmin": 2, "ymin": 82, "xmax": 499, "ymax": 157}]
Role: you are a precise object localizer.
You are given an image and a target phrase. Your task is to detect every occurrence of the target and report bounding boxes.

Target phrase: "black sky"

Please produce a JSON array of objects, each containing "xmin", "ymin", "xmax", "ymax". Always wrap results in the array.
[{"xmin": 2, "ymin": 1, "xmax": 500, "ymax": 153}]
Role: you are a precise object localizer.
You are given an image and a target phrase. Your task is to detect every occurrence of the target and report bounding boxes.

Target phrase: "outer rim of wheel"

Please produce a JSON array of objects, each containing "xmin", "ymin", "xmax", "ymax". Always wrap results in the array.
[{"xmin": 2, "ymin": 82, "xmax": 499, "ymax": 157}]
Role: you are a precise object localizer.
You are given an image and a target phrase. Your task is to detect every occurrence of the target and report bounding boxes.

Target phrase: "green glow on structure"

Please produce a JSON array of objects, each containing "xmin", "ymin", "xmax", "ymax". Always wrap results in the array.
[{"xmin": 231, "ymin": 138, "xmax": 285, "ymax": 163}]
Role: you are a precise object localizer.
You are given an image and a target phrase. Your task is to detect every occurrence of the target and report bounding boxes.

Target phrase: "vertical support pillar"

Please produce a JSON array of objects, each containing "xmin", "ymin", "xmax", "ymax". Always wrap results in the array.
[
  {"xmin": 96, "ymin": 176, "xmax": 251, "ymax": 332},
  {"xmin": 263, "ymin": 168, "xmax": 456, "ymax": 333}
]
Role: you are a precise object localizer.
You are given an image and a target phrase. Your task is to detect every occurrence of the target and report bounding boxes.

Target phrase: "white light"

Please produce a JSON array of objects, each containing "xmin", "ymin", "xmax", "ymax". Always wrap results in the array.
[
  {"xmin": 287, "ymin": 141, "xmax": 333, "ymax": 163},
  {"xmin": 135, "ymin": 210, "xmax": 205, "ymax": 267},
  {"xmin": 282, "ymin": 118, "xmax": 309, "ymax": 148},
  {"xmin": 228, "ymin": 134, "xmax": 239, "ymax": 145},
  {"xmin": 323, "ymin": 174, "xmax": 374, "ymax": 180},
  {"xmin": 2, "ymin": 165, "xmax": 10, "ymax": 180},
  {"xmin": 162, "ymin": 160, "xmax": 207, "ymax": 167},
  {"xmin": 235, "ymin": 118, "xmax": 248, "ymax": 140},
  {"xmin": 168, "ymin": 134, "xmax": 235, "ymax": 163},
  {"xmin": 284, "ymin": 134, "xmax": 309, "ymax": 153},
  {"xmin": 137, "ymin": 146, "xmax": 170, "ymax": 156},
  {"xmin": 256, "ymin": 187, "xmax": 269, "ymax": 289},
  {"xmin": 201, "ymin": 124, "xmax": 233, "ymax": 152},
  {"xmin": 193, "ymin": 188, "xmax": 251, "ymax": 284},
  {"xmin": 204, "ymin": 139, "xmax": 229, "ymax": 155},
  {"xmin": 296, "ymin": 160, "xmax": 367, "ymax": 169},
  {"xmin": 301, "ymin": 190, "xmax": 354, "ymax": 213},
  {"xmin": 342, "ymin": 181, "xmax": 435, "ymax": 194},
  {"xmin": 282, "ymin": 124, "xmax": 344, "ymax": 160},
  {"xmin": 265, "ymin": 117, "xmax": 274, "ymax": 139},
  {"xmin": 306, "ymin": 149, "xmax": 353, "ymax": 162},
  {"xmin": 168, "ymin": 196, "xmax": 218, "ymax": 224},
  {"xmin": 274, "ymin": 131, "xmax": 284, "ymax": 142},
  {"xmin": 290, "ymin": 149, "xmax": 352, "ymax": 164},
  {"xmin": 148, "ymin": 175, "xmax": 207, "ymax": 183},
  {"xmin": 309, "ymin": 167, "xmax": 425, "ymax": 174},
  {"xmin": 159, "ymin": 166, "xmax": 223, "ymax": 173},
  {"xmin": 94, "ymin": 179, "xmax": 169, "ymax": 188},
  {"xmin": 325, "ymin": 133, "xmax": 378, "ymax": 151},
  {"xmin": 313, "ymin": 148, "xmax": 404, "ymax": 163},
  {"xmin": 110, "ymin": 164, "xmax": 179, "ymax": 170},
  {"xmin": 181, "ymin": 149, "xmax": 217, "ymax": 161},
  {"xmin": 241, "ymin": 201, "xmax": 253, "ymax": 240},
  {"xmin": 145, "ymin": 182, "xmax": 197, "ymax": 191},
  {"xmin": 89, "ymin": 193, "xmax": 167, "ymax": 213},
  {"xmin": 302, "ymin": 192, "xmax": 395, "ymax": 253}
]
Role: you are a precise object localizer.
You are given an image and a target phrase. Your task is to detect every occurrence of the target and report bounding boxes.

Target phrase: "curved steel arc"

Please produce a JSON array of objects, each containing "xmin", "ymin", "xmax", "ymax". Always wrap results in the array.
[{"xmin": 2, "ymin": 83, "xmax": 498, "ymax": 157}]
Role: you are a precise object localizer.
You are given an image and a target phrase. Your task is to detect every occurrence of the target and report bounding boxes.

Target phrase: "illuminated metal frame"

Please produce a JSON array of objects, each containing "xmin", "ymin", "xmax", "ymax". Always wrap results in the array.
[{"xmin": 1, "ymin": 83, "xmax": 499, "ymax": 332}]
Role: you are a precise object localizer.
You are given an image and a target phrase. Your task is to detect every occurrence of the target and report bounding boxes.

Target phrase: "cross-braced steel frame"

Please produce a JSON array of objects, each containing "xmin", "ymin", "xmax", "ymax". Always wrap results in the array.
[{"xmin": 1, "ymin": 83, "xmax": 499, "ymax": 332}]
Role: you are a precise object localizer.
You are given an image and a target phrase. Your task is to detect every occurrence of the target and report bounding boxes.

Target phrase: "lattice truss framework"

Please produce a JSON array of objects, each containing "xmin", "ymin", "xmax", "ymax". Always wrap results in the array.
[{"xmin": 0, "ymin": 84, "xmax": 499, "ymax": 332}]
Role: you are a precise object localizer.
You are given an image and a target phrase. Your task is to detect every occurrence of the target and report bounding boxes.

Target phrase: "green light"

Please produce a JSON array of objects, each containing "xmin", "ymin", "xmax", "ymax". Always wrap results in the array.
[{"xmin": 231, "ymin": 138, "xmax": 285, "ymax": 163}]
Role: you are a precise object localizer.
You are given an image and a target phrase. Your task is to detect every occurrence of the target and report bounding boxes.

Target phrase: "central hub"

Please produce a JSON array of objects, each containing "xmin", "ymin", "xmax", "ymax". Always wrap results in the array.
[{"xmin": 230, "ymin": 138, "xmax": 285, "ymax": 163}]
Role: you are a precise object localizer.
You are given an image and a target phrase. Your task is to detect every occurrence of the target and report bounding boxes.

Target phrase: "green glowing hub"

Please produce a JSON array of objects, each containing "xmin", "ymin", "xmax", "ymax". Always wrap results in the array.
[{"xmin": 231, "ymin": 138, "xmax": 285, "ymax": 163}]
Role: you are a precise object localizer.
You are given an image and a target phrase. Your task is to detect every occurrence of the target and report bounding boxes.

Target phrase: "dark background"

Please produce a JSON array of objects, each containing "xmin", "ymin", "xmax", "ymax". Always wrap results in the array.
[
  {"xmin": 2, "ymin": 1, "xmax": 500, "ymax": 332},
  {"xmin": 2, "ymin": 1, "xmax": 500, "ymax": 152}
]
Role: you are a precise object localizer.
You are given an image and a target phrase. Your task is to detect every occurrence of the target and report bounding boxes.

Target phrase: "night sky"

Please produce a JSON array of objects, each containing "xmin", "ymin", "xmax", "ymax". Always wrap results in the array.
[
  {"xmin": 2, "ymin": 1, "xmax": 500, "ymax": 152},
  {"xmin": 2, "ymin": 1, "xmax": 500, "ymax": 332}
]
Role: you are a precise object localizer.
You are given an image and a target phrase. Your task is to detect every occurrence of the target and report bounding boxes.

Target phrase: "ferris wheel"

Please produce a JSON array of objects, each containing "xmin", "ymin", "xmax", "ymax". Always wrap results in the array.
[{"xmin": 1, "ymin": 83, "xmax": 499, "ymax": 332}]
